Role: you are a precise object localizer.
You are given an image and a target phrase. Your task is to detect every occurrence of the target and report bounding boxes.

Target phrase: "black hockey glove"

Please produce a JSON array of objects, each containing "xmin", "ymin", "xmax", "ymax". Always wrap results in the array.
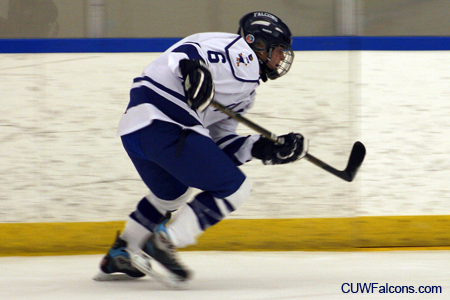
[
  {"xmin": 179, "ymin": 59, "xmax": 215, "ymax": 112},
  {"xmin": 251, "ymin": 133, "xmax": 308, "ymax": 165}
]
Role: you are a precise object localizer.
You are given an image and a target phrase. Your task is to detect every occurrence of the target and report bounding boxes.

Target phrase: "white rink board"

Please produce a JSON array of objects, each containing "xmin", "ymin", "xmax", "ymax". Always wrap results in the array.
[{"xmin": 1, "ymin": 51, "xmax": 450, "ymax": 223}]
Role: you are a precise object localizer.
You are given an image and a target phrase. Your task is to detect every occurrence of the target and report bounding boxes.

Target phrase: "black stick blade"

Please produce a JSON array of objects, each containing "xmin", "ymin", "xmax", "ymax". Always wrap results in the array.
[{"xmin": 344, "ymin": 141, "xmax": 366, "ymax": 182}]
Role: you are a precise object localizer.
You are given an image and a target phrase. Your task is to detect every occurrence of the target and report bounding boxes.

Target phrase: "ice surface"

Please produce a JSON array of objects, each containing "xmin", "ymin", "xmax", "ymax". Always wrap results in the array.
[{"xmin": 1, "ymin": 250, "xmax": 449, "ymax": 300}]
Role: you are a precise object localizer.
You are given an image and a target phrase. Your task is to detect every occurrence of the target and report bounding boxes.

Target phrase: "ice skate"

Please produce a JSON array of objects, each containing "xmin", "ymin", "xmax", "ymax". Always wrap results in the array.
[
  {"xmin": 144, "ymin": 215, "xmax": 191, "ymax": 280},
  {"xmin": 129, "ymin": 214, "xmax": 191, "ymax": 287},
  {"xmin": 93, "ymin": 231, "xmax": 146, "ymax": 281}
]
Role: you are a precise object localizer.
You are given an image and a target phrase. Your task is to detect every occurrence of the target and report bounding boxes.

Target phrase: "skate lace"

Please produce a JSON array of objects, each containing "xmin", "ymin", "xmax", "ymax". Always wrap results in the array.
[{"xmin": 157, "ymin": 232, "xmax": 177, "ymax": 258}]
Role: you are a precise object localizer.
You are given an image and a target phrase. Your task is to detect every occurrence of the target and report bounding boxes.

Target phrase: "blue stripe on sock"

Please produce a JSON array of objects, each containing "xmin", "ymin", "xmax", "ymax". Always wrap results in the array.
[
  {"xmin": 188, "ymin": 193, "xmax": 225, "ymax": 231},
  {"xmin": 130, "ymin": 197, "xmax": 164, "ymax": 232}
]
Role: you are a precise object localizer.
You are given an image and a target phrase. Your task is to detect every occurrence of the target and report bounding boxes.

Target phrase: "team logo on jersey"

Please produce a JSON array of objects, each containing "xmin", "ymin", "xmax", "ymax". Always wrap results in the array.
[
  {"xmin": 236, "ymin": 53, "xmax": 253, "ymax": 67},
  {"xmin": 245, "ymin": 34, "xmax": 255, "ymax": 44}
]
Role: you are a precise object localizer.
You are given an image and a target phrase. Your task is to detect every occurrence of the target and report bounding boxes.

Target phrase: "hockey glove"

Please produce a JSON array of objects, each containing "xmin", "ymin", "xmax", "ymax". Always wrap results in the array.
[
  {"xmin": 179, "ymin": 59, "xmax": 215, "ymax": 112},
  {"xmin": 251, "ymin": 133, "xmax": 308, "ymax": 165}
]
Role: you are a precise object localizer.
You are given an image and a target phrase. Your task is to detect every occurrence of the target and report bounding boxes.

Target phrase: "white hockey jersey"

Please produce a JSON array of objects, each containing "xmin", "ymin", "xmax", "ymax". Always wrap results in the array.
[{"xmin": 117, "ymin": 32, "xmax": 262, "ymax": 164}]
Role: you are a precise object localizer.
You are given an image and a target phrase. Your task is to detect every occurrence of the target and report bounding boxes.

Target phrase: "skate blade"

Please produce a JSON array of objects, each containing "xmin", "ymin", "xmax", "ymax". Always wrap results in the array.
[
  {"xmin": 130, "ymin": 252, "xmax": 189, "ymax": 289},
  {"xmin": 92, "ymin": 270, "xmax": 141, "ymax": 281}
]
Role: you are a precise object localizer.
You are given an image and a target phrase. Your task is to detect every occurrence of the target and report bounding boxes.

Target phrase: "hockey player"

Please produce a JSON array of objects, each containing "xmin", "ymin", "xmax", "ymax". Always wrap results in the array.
[{"xmin": 94, "ymin": 11, "xmax": 308, "ymax": 285}]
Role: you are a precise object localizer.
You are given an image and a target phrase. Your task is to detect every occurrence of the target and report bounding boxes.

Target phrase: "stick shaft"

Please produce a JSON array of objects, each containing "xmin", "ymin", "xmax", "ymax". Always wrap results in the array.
[
  {"xmin": 210, "ymin": 100, "xmax": 361, "ymax": 182},
  {"xmin": 211, "ymin": 100, "xmax": 280, "ymax": 143}
]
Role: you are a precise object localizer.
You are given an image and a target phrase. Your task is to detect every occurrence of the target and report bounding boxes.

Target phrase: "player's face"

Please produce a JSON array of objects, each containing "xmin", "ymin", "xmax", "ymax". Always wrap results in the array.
[
  {"xmin": 266, "ymin": 46, "xmax": 285, "ymax": 70},
  {"xmin": 256, "ymin": 46, "xmax": 286, "ymax": 71}
]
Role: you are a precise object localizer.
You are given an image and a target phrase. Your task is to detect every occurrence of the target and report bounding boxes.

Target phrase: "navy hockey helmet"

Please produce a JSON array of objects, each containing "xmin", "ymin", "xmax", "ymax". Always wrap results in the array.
[{"xmin": 238, "ymin": 11, "xmax": 294, "ymax": 81}]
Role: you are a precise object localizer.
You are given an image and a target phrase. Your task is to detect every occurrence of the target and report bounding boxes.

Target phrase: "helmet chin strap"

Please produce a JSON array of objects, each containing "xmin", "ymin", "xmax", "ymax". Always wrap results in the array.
[{"xmin": 258, "ymin": 56, "xmax": 268, "ymax": 82}]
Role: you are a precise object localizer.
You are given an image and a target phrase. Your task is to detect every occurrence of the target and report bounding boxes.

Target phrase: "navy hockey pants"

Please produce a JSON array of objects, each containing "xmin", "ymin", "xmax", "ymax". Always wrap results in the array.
[{"xmin": 121, "ymin": 120, "xmax": 247, "ymax": 231}]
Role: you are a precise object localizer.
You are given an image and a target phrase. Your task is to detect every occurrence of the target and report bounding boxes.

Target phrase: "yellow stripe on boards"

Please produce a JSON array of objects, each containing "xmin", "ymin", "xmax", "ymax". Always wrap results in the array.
[
  {"xmin": 1, "ymin": 216, "xmax": 450, "ymax": 256},
  {"xmin": 1, "ymin": 221, "xmax": 125, "ymax": 256}
]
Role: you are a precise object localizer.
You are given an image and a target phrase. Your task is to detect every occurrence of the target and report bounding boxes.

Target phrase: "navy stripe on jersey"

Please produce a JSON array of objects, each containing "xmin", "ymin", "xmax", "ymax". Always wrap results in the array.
[
  {"xmin": 134, "ymin": 76, "xmax": 186, "ymax": 103},
  {"xmin": 221, "ymin": 136, "xmax": 248, "ymax": 166},
  {"xmin": 127, "ymin": 84, "xmax": 201, "ymax": 127},
  {"xmin": 172, "ymin": 43, "xmax": 204, "ymax": 62},
  {"xmin": 215, "ymin": 134, "xmax": 239, "ymax": 146}
]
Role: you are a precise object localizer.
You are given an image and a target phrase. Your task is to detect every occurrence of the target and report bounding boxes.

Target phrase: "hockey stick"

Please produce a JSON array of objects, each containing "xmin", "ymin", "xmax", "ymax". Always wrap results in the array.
[{"xmin": 210, "ymin": 100, "xmax": 366, "ymax": 182}]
